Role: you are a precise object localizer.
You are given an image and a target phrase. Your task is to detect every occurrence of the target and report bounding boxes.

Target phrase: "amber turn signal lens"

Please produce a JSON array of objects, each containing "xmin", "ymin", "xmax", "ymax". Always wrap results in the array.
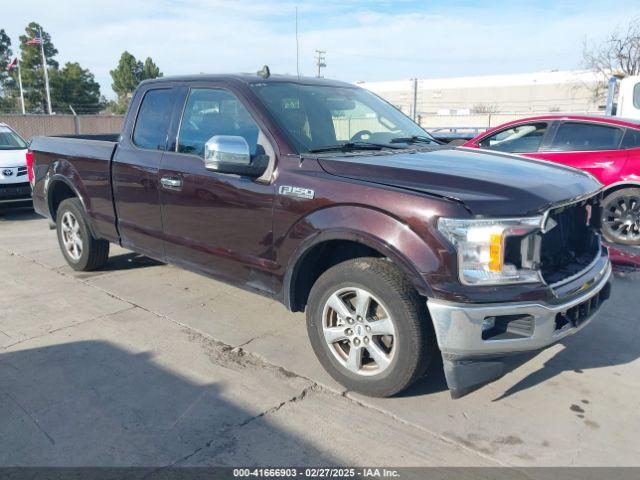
[{"xmin": 488, "ymin": 233, "xmax": 503, "ymax": 272}]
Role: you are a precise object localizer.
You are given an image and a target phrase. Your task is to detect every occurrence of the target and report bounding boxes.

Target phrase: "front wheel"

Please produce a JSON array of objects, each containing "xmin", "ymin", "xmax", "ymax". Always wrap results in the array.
[
  {"xmin": 306, "ymin": 257, "xmax": 434, "ymax": 397},
  {"xmin": 601, "ymin": 188, "xmax": 640, "ymax": 246},
  {"xmin": 56, "ymin": 198, "xmax": 110, "ymax": 271}
]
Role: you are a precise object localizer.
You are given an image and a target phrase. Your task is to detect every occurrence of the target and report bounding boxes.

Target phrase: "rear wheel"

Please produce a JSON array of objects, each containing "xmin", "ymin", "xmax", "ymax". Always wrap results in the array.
[
  {"xmin": 602, "ymin": 188, "xmax": 640, "ymax": 246},
  {"xmin": 306, "ymin": 257, "xmax": 434, "ymax": 397},
  {"xmin": 56, "ymin": 198, "xmax": 109, "ymax": 271}
]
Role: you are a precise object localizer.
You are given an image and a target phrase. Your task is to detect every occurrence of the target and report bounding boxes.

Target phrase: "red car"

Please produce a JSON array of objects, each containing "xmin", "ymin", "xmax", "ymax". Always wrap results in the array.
[{"xmin": 463, "ymin": 115, "xmax": 640, "ymax": 245}]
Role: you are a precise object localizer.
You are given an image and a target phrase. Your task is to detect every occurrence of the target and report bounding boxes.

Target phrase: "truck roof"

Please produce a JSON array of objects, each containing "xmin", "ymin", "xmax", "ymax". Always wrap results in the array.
[{"xmin": 140, "ymin": 73, "xmax": 356, "ymax": 89}]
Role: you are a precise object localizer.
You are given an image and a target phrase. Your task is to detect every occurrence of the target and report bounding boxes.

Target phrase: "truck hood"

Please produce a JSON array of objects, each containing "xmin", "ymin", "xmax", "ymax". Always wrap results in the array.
[{"xmin": 317, "ymin": 147, "xmax": 602, "ymax": 216}]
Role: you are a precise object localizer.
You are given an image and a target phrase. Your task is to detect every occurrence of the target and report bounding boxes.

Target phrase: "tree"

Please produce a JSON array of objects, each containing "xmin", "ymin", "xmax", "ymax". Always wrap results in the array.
[
  {"xmin": 50, "ymin": 62, "xmax": 104, "ymax": 114},
  {"xmin": 471, "ymin": 103, "xmax": 497, "ymax": 114},
  {"xmin": 141, "ymin": 57, "xmax": 162, "ymax": 81},
  {"xmin": 583, "ymin": 17, "xmax": 640, "ymax": 103},
  {"xmin": 19, "ymin": 22, "xmax": 58, "ymax": 113},
  {"xmin": 110, "ymin": 51, "xmax": 162, "ymax": 112},
  {"xmin": 0, "ymin": 29, "xmax": 16, "ymax": 112},
  {"xmin": 110, "ymin": 51, "xmax": 141, "ymax": 102}
]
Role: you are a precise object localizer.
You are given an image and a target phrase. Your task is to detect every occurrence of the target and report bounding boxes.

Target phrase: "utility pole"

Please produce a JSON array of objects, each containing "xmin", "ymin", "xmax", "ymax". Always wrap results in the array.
[
  {"xmin": 295, "ymin": 7, "xmax": 300, "ymax": 78},
  {"xmin": 411, "ymin": 78, "xmax": 418, "ymax": 121},
  {"xmin": 314, "ymin": 50, "xmax": 326, "ymax": 78}
]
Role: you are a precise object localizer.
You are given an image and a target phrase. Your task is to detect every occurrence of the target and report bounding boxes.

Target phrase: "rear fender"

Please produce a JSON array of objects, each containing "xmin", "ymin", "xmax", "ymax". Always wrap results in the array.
[{"xmin": 44, "ymin": 162, "xmax": 97, "ymax": 237}]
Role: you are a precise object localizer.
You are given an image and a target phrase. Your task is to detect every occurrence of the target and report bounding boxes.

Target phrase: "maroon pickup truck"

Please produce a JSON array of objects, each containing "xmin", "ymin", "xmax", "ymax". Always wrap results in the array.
[{"xmin": 29, "ymin": 72, "xmax": 612, "ymax": 398}]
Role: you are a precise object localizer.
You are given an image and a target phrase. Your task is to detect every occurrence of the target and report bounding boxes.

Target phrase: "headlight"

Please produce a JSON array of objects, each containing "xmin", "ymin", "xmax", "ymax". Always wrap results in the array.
[{"xmin": 437, "ymin": 217, "xmax": 544, "ymax": 286}]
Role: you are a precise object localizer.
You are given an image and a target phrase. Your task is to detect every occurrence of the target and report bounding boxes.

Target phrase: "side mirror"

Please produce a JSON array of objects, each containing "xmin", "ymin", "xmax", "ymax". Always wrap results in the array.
[
  {"xmin": 203, "ymin": 135, "xmax": 266, "ymax": 177},
  {"xmin": 205, "ymin": 135, "xmax": 250, "ymax": 167}
]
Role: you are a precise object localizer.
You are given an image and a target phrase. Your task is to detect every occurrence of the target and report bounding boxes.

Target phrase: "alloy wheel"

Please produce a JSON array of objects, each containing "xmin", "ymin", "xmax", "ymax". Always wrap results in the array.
[
  {"xmin": 61, "ymin": 211, "xmax": 83, "ymax": 261},
  {"xmin": 603, "ymin": 194, "xmax": 640, "ymax": 243},
  {"xmin": 321, "ymin": 287, "xmax": 396, "ymax": 376}
]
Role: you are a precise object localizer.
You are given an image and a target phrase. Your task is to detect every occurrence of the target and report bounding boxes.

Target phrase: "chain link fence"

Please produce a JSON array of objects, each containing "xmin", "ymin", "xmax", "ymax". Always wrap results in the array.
[{"xmin": 0, "ymin": 114, "xmax": 125, "ymax": 140}]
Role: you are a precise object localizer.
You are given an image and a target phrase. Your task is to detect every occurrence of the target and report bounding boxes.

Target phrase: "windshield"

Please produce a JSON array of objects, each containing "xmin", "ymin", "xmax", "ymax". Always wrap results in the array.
[
  {"xmin": 0, "ymin": 126, "xmax": 28, "ymax": 150},
  {"xmin": 250, "ymin": 82, "xmax": 436, "ymax": 153}
]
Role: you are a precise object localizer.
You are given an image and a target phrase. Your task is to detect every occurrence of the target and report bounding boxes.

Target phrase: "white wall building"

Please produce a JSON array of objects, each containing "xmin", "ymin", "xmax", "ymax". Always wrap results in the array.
[{"xmin": 358, "ymin": 70, "xmax": 605, "ymax": 120}]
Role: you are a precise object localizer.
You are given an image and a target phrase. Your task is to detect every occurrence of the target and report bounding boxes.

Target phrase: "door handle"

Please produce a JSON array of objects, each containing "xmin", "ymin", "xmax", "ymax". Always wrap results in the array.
[{"xmin": 161, "ymin": 176, "xmax": 182, "ymax": 189}]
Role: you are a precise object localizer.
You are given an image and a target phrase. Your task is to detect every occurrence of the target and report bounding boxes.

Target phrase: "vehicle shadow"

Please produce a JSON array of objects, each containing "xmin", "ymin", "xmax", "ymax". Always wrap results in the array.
[
  {"xmin": 0, "ymin": 340, "xmax": 338, "ymax": 468},
  {"xmin": 0, "ymin": 205, "xmax": 38, "ymax": 221},
  {"xmin": 492, "ymin": 271, "xmax": 640, "ymax": 401},
  {"xmin": 97, "ymin": 252, "xmax": 164, "ymax": 272},
  {"xmin": 396, "ymin": 354, "xmax": 449, "ymax": 397}
]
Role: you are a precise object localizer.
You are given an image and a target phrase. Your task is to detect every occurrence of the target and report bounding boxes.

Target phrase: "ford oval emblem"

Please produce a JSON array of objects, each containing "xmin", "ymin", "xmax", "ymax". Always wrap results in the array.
[{"xmin": 2, "ymin": 169, "xmax": 13, "ymax": 176}]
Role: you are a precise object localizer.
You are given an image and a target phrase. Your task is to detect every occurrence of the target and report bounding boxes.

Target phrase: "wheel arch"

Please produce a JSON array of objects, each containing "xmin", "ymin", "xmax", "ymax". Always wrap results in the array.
[
  {"xmin": 601, "ymin": 180, "xmax": 640, "ymax": 197},
  {"xmin": 282, "ymin": 206, "xmax": 439, "ymax": 312},
  {"xmin": 46, "ymin": 175, "xmax": 98, "ymax": 238}
]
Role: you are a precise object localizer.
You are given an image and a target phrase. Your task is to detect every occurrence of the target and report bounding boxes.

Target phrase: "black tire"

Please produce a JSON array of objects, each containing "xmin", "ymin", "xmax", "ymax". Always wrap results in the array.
[
  {"xmin": 56, "ymin": 198, "xmax": 109, "ymax": 271},
  {"xmin": 601, "ymin": 188, "xmax": 640, "ymax": 246},
  {"xmin": 306, "ymin": 257, "xmax": 434, "ymax": 397}
]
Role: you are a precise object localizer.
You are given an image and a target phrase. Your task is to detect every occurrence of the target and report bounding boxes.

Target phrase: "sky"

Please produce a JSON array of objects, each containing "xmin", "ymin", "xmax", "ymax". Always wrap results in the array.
[{"xmin": 2, "ymin": 0, "xmax": 640, "ymax": 100}]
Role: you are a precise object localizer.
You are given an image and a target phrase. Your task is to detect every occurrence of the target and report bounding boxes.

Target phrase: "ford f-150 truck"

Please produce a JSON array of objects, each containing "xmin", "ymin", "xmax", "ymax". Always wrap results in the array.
[{"xmin": 29, "ymin": 72, "xmax": 612, "ymax": 398}]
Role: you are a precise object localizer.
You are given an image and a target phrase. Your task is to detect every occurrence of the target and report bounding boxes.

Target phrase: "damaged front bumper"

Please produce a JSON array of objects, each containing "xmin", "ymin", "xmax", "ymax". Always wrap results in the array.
[{"xmin": 427, "ymin": 259, "xmax": 613, "ymax": 398}]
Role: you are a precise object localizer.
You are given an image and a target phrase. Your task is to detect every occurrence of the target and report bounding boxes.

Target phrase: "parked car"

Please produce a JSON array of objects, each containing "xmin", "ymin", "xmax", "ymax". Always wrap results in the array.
[
  {"xmin": 0, "ymin": 122, "xmax": 32, "ymax": 207},
  {"xmin": 29, "ymin": 73, "xmax": 611, "ymax": 398},
  {"xmin": 463, "ymin": 115, "xmax": 640, "ymax": 245}
]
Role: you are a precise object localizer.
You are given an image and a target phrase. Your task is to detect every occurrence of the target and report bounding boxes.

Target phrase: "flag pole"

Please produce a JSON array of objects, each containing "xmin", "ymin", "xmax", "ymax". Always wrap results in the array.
[
  {"xmin": 38, "ymin": 28, "xmax": 52, "ymax": 115},
  {"xmin": 17, "ymin": 56, "xmax": 26, "ymax": 115}
]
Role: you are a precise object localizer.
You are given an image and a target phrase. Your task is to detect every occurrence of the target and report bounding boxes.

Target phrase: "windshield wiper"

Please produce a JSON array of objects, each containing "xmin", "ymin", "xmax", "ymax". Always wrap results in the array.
[
  {"xmin": 307, "ymin": 141, "xmax": 402, "ymax": 153},
  {"xmin": 389, "ymin": 135, "xmax": 436, "ymax": 144}
]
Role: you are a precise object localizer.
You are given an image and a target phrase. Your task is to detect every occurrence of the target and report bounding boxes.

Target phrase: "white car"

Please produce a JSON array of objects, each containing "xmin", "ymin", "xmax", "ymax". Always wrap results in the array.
[{"xmin": 0, "ymin": 122, "xmax": 32, "ymax": 206}]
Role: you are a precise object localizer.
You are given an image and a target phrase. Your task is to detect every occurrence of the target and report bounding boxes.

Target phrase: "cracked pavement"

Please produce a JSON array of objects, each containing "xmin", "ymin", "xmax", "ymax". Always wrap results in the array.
[{"xmin": 1, "ymin": 207, "xmax": 639, "ymax": 467}]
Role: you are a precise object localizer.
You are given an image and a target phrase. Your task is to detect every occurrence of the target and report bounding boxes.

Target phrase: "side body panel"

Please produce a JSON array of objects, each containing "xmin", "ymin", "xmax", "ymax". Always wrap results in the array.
[
  {"xmin": 30, "ymin": 136, "xmax": 119, "ymax": 242},
  {"xmin": 157, "ymin": 81, "xmax": 283, "ymax": 295},
  {"xmin": 618, "ymin": 146, "xmax": 640, "ymax": 186},
  {"xmin": 527, "ymin": 149, "xmax": 629, "ymax": 186}
]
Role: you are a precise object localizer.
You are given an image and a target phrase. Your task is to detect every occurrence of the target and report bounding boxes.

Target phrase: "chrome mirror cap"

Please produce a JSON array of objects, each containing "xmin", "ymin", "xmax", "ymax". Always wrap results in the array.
[{"xmin": 204, "ymin": 135, "xmax": 251, "ymax": 170}]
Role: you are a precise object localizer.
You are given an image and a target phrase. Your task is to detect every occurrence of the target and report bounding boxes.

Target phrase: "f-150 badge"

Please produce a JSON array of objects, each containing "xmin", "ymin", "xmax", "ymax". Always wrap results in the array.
[{"xmin": 278, "ymin": 185, "xmax": 315, "ymax": 199}]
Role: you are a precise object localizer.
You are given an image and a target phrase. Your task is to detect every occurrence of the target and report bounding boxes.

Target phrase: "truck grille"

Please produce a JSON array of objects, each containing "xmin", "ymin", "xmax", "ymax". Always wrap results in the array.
[
  {"xmin": 539, "ymin": 197, "xmax": 601, "ymax": 286},
  {"xmin": 555, "ymin": 281, "xmax": 611, "ymax": 330}
]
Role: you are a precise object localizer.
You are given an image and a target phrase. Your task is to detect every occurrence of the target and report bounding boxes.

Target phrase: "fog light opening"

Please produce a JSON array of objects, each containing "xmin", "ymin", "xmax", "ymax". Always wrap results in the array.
[{"xmin": 482, "ymin": 314, "xmax": 535, "ymax": 341}]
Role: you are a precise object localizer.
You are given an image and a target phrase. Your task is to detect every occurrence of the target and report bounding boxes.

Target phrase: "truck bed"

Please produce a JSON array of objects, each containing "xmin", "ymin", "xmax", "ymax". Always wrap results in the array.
[{"xmin": 30, "ymin": 135, "xmax": 119, "ymax": 242}]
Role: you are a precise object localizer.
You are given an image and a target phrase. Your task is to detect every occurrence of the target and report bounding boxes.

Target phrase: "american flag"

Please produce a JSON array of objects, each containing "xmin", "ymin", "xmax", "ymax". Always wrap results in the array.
[{"xmin": 26, "ymin": 33, "xmax": 42, "ymax": 45}]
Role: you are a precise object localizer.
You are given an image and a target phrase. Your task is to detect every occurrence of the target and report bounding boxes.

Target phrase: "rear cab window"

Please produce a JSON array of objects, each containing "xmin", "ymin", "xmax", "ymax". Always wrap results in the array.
[
  {"xmin": 548, "ymin": 122, "xmax": 623, "ymax": 151},
  {"xmin": 478, "ymin": 122, "xmax": 548, "ymax": 153},
  {"xmin": 132, "ymin": 89, "xmax": 176, "ymax": 150}
]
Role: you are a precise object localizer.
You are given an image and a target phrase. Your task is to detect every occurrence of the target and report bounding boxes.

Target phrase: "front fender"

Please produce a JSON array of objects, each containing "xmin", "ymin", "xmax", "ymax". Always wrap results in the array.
[{"xmin": 279, "ymin": 205, "xmax": 442, "ymax": 307}]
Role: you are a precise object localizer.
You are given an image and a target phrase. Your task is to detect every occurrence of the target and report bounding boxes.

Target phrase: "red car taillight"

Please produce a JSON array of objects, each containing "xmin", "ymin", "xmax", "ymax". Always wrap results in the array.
[{"xmin": 26, "ymin": 151, "xmax": 34, "ymax": 185}]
